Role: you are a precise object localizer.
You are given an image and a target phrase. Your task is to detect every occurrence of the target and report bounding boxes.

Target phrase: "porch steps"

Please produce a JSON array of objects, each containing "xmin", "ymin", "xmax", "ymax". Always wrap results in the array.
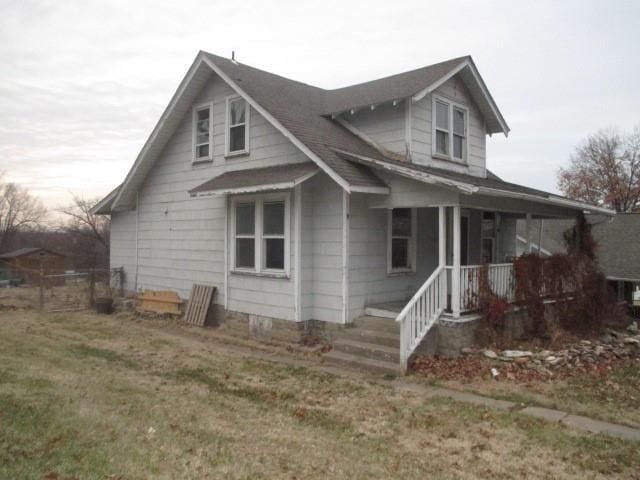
[
  {"xmin": 322, "ymin": 315, "xmax": 402, "ymax": 376},
  {"xmin": 337, "ymin": 328, "xmax": 400, "ymax": 348}
]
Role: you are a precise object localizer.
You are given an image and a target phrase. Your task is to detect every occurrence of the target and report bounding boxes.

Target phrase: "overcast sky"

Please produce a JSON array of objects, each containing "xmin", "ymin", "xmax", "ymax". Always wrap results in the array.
[{"xmin": 1, "ymin": 0, "xmax": 639, "ymax": 213}]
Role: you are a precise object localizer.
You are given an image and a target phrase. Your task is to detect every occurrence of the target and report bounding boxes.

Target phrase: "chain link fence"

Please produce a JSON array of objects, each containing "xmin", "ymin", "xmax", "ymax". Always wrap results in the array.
[{"xmin": 0, "ymin": 259, "xmax": 124, "ymax": 312}]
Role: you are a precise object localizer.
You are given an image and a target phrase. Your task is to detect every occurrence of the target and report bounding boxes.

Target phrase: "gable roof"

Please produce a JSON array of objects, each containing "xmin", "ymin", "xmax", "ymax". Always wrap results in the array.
[
  {"xmin": 321, "ymin": 56, "xmax": 508, "ymax": 135},
  {"xmin": 105, "ymin": 51, "xmax": 507, "ymax": 211}
]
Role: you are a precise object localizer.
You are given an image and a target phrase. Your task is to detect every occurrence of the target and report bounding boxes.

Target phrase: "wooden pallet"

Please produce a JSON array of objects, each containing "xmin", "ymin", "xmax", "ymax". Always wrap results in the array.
[
  {"xmin": 137, "ymin": 290, "xmax": 183, "ymax": 315},
  {"xmin": 184, "ymin": 284, "xmax": 216, "ymax": 326}
]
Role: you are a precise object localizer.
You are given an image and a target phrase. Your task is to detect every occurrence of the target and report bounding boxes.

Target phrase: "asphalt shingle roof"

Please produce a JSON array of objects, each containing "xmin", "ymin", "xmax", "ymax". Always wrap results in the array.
[
  {"xmin": 590, "ymin": 213, "xmax": 640, "ymax": 281},
  {"xmin": 189, "ymin": 162, "xmax": 320, "ymax": 194},
  {"xmin": 322, "ymin": 56, "xmax": 469, "ymax": 114}
]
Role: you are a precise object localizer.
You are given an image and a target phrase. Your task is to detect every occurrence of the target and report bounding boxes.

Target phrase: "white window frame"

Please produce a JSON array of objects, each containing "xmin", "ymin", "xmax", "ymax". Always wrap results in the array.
[
  {"xmin": 387, "ymin": 208, "xmax": 417, "ymax": 274},
  {"xmin": 431, "ymin": 95, "xmax": 468, "ymax": 163},
  {"xmin": 230, "ymin": 192, "xmax": 290, "ymax": 277},
  {"xmin": 225, "ymin": 95, "xmax": 250, "ymax": 157},
  {"xmin": 192, "ymin": 102, "xmax": 213, "ymax": 163}
]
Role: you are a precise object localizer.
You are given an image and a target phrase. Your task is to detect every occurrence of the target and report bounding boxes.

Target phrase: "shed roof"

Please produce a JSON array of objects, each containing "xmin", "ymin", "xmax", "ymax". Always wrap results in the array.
[
  {"xmin": 189, "ymin": 162, "xmax": 327, "ymax": 196},
  {"xmin": 0, "ymin": 247, "xmax": 65, "ymax": 259}
]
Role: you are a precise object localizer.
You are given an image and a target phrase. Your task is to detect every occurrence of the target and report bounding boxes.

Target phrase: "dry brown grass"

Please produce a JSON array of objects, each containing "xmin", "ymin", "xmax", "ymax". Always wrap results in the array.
[{"xmin": 1, "ymin": 308, "xmax": 639, "ymax": 479}]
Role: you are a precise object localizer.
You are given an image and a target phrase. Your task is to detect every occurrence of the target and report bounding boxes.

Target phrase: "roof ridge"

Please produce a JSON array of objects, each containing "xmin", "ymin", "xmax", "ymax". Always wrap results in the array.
[
  {"xmin": 202, "ymin": 50, "xmax": 470, "ymax": 95},
  {"xmin": 201, "ymin": 51, "xmax": 327, "ymax": 93},
  {"xmin": 325, "ymin": 55, "xmax": 470, "ymax": 92}
]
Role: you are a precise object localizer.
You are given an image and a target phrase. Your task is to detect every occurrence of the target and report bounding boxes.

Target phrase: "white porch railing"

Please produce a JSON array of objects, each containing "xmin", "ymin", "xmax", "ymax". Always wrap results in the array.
[
  {"xmin": 446, "ymin": 263, "xmax": 515, "ymax": 312},
  {"xmin": 395, "ymin": 265, "xmax": 447, "ymax": 369}
]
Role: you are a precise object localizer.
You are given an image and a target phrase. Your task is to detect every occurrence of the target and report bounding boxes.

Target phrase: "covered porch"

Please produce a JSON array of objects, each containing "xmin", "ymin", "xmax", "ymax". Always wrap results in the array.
[
  {"xmin": 362, "ymin": 184, "xmax": 610, "ymax": 369},
  {"xmin": 365, "ymin": 205, "xmax": 546, "ymax": 319}
]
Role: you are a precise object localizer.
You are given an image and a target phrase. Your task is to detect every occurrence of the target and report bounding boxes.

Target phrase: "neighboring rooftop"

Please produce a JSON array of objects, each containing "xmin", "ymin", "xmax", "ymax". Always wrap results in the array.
[
  {"xmin": 590, "ymin": 213, "xmax": 640, "ymax": 281},
  {"xmin": 0, "ymin": 247, "xmax": 65, "ymax": 259}
]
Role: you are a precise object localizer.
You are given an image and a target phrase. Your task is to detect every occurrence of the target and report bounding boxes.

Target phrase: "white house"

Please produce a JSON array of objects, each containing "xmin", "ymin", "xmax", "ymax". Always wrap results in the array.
[{"xmin": 94, "ymin": 51, "xmax": 611, "ymax": 371}]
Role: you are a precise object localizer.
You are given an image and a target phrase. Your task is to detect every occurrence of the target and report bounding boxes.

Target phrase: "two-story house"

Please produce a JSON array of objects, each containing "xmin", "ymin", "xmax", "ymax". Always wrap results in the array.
[{"xmin": 94, "ymin": 51, "xmax": 611, "ymax": 371}]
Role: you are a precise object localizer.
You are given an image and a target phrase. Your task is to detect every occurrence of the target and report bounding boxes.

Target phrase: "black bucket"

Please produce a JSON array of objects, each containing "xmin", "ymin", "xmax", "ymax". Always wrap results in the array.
[{"xmin": 95, "ymin": 297, "xmax": 113, "ymax": 314}]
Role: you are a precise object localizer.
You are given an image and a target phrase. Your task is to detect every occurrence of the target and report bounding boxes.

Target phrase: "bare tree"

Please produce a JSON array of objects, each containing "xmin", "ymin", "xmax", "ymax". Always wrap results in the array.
[
  {"xmin": 58, "ymin": 195, "xmax": 110, "ymax": 247},
  {"xmin": 558, "ymin": 127, "xmax": 640, "ymax": 212},
  {"xmin": 0, "ymin": 174, "xmax": 47, "ymax": 252}
]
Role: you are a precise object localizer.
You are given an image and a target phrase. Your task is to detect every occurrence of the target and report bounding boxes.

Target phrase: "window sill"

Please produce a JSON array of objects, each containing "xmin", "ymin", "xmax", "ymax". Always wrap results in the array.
[
  {"xmin": 225, "ymin": 150, "xmax": 250, "ymax": 159},
  {"xmin": 432, "ymin": 153, "xmax": 467, "ymax": 165},
  {"xmin": 230, "ymin": 269, "xmax": 289, "ymax": 279},
  {"xmin": 192, "ymin": 158, "xmax": 213, "ymax": 166}
]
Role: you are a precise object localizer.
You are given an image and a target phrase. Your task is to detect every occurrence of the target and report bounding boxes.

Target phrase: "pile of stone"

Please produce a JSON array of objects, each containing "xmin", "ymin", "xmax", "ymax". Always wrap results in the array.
[{"xmin": 465, "ymin": 321, "xmax": 640, "ymax": 378}]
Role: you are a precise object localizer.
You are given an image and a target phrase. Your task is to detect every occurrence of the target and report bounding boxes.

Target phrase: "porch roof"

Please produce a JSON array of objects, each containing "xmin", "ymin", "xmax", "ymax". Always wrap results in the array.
[
  {"xmin": 334, "ymin": 150, "xmax": 615, "ymax": 216},
  {"xmin": 188, "ymin": 162, "xmax": 321, "ymax": 196}
]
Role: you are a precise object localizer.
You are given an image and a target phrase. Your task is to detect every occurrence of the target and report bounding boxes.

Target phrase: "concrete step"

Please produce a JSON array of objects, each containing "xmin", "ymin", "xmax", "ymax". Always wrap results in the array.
[
  {"xmin": 322, "ymin": 350, "xmax": 402, "ymax": 376},
  {"xmin": 352, "ymin": 315, "xmax": 400, "ymax": 334},
  {"xmin": 332, "ymin": 338, "xmax": 400, "ymax": 363},
  {"xmin": 338, "ymin": 328, "xmax": 400, "ymax": 348}
]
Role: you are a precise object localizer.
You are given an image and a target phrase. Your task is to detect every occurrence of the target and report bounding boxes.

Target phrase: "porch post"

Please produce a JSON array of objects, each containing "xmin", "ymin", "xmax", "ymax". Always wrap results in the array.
[
  {"xmin": 452, "ymin": 205, "xmax": 461, "ymax": 318},
  {"xmin": 438, "ymin": 206, "xmax": 446, "ymax": 267},
  {"xmin": 525, "ymin": 213, "xmax": 532, "ymax": 253}
]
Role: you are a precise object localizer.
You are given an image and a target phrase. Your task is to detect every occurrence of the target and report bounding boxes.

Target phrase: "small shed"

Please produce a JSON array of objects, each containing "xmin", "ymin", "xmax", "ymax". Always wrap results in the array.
[{"xmin": 0, "ymin": 247, "xmax": 66, "ymax": 285}]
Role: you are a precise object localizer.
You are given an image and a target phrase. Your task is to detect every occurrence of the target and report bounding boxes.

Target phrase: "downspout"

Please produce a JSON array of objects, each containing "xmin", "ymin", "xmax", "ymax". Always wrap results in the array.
[{"xmin": 134, "ymin": 192, "xmax": 140, "ymax": 293}]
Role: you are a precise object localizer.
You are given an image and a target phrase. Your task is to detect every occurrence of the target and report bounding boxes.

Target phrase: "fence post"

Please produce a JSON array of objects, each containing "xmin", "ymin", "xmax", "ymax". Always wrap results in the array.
[
  {"xmin": 39, "ymin": 264, "xmax": 44, "ymax": 311},
  {"xmin": 118, "ymin": 268, "xmax": 124, "ymax": 298},
  {"xmin": 88, "ymin": 269, "xmax": 96, "ymax": 309}
]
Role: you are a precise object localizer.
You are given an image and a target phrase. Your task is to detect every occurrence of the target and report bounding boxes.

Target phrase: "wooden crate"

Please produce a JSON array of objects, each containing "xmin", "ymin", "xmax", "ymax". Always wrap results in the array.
[{"xmin": 137, "ymin": 290, "xmax": 183, "ymax": 315}]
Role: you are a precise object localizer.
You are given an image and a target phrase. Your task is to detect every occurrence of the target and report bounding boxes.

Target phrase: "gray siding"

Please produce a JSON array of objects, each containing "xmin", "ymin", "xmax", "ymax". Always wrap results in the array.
[
  {"xmin": 110, "ymin": 209, "xmax": 137, "ymax": 292},
  {"xmin": 348, "ymin": 194, "xmax": 439, "ymax": 320},
  {"xmin": 411, "ymin": 75, "xmax": 487, "ymax": 177},
  {"xmin": 111, "ymin": 73, "xmax": 308, "ymax": 318},
  {"xmin": 343, "ymin": 102, "xmax": 407, "ymax": 156},
  {"xmin": 300, "ymin": 173, "xmax": 344, "ymax": 323}
]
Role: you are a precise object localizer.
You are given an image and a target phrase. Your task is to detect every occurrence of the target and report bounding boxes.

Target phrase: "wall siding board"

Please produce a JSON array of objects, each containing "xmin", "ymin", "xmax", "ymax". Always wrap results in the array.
[
  {"xmin": 348, "ymin": 191, "xmax": 440, "ymax": 320},
  {"xmin": 110, "ymin": 73, "xmax": 308, "ymax": 317},
  {"xmin": 411, "ymin": 75, "xmax": 487, "ymax": 177}
]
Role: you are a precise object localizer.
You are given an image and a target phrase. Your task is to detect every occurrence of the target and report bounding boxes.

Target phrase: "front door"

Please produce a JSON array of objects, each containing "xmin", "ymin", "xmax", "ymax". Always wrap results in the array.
[{"xmin": 460, "ymin": 214, "xmax": 469, "ymax": 266}]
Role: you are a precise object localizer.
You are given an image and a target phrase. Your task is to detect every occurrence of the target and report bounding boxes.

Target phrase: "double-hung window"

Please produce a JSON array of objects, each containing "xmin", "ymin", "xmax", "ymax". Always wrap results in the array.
[
  {"xmin": 388, "ymin": 208, "xmax": 416, "ymax": 273},
  {"xmin": 193, "ymin": 103, "xmax": 213, "ymax": 162},
  {"xmin": 232, "ymin": 195, "xmax": 289, "ymax": 275},
  {"xmin": 433, "ymin": 97, "xmax": 467, "ymax": 162},
  {"xmin": 226, "ymin": 96, "xmax": 250, "ymax": 156}
]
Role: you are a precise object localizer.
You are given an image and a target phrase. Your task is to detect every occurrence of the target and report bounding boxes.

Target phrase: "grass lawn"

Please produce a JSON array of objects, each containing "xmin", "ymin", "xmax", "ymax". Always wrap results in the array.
[
  {"xmin": 1, "ymin": 309, "xmax": 639, "ymax": 479},
  {"xmin": 433, "ymin": 363, "xmax": 640, "ymax": 429}
]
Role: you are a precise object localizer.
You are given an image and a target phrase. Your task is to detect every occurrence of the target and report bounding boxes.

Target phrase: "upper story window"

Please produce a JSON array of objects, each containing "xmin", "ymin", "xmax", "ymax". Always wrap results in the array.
[
  {"xmin": 388, "ymin": 208, "xmax": 417, "ymax": 274},
  {"xmin": 226, "ymin": 96, "xmax": 250, "ymax": 156},
  {"xmin": 193, "ymin": 103, "xmax": 213, "ymax": 162},
  {"xmin": 231, "ymin": 194, "xmax": 289, "ymax": 276},
  {"xmin": 433, "ymin": 97, "xmax": 467, "ymax": 162}
]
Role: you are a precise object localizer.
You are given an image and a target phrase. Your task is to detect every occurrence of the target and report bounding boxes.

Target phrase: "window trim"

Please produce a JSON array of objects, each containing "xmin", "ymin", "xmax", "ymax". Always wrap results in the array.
[
  {"xmin": 192, "ymin": 102, "xmax": 214, "ymax": 163},
  {"xmin": 225, "ymin": 95, "xmax": 250, "ymax": 157},
  {"xmin": 431, "ymin": 95, "xmax": 468, "ymax": 163},
  {"xmin": 387, "ymin": 208, "xmax": 417, "ymax": 275},
  {"xmin": 230, "ymin": 192, "xmax": 290, "ymax": 277}
]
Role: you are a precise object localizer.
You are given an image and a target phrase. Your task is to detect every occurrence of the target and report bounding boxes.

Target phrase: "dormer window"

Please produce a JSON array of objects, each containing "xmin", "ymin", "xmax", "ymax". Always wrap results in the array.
[
  {"xmin": 226, "ymin": 96, "xmax": 250, "ymax": 156},
  {"xmin": 193, "ymin": 103, "xmax": 213, "ymax": 162},
  {"xmin": 433, "ymin": 97, "xmax": 467, "ymax": 162}
]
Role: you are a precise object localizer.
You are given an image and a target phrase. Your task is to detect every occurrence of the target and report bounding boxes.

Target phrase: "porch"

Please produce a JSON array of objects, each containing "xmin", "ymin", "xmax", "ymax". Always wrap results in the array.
[{"xmin": 358, "ymin": 202, "xmax": 577, "ymax": 370}]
